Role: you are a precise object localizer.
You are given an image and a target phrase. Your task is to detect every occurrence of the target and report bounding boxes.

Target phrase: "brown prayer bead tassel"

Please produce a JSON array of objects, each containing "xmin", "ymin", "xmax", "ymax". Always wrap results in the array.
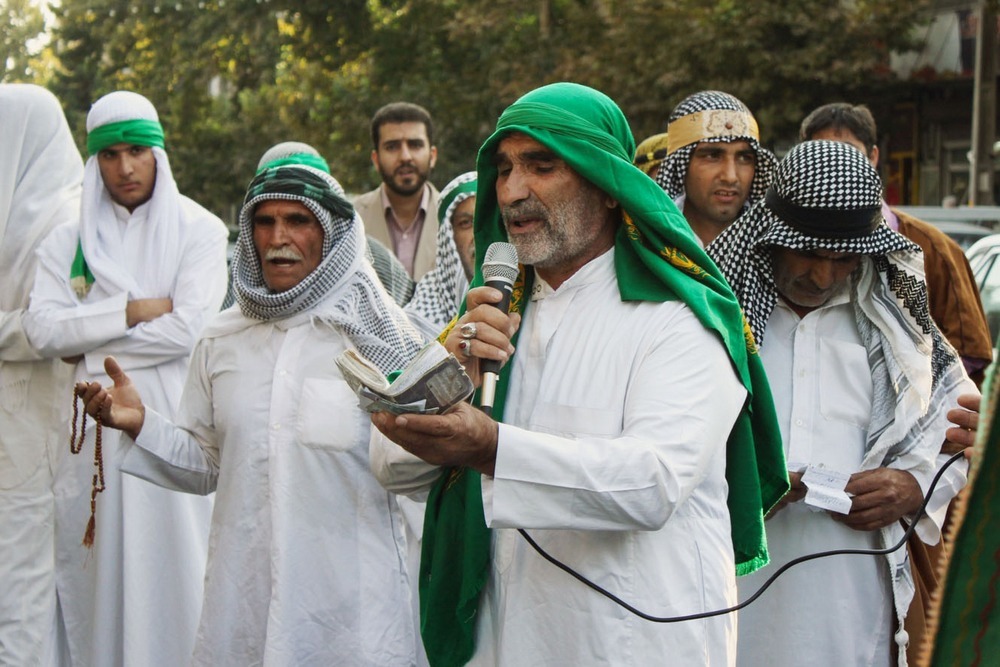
[{"xmin": 71, "ymin": 388, "xmax": 105, "ymax": 549}]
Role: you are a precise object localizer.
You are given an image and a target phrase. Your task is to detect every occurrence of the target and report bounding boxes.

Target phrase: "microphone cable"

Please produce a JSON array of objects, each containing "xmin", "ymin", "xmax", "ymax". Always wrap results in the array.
[{"xmin": 516, "ymin": 450, "xmax": 967, "ymax": 623}]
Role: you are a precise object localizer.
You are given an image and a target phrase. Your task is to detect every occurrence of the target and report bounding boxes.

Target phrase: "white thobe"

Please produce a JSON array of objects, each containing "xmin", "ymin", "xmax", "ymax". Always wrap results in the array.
[
  {"xmin": 0, "ymin": 83, "xmax": 83, "ymax": 666},
  {"xmin": 737, "ymin": 295, "xmax": 966, "ymax": 667},
  {"xmin": 24, "ymin": 197, "xmax": 227, "ymax": 667},
  {"xmin": 121, "ymin": 301, "xmax": 417, "ymax": 666},
  {"xmin": 0, "ymin": 310, "xmax": 72, "ymax": 667},
  {"xmin": 373, "ymin": 249, "xmax": 748, "ymax": 666}
]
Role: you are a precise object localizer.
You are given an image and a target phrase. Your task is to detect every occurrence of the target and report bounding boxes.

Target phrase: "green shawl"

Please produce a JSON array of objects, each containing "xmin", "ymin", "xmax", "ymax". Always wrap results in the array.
[
  {"xmin": 924, "ymin": 362, "xmax": 1000, "ymax": 665},
  {"xmin": 419, "ymin": 82, "xmax": 789, "ymax": 667}
]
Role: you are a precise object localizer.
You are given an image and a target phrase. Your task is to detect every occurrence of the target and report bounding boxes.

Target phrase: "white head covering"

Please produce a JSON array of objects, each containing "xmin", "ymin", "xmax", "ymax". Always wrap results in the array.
[
  {"xmin": 80, "ymin": 90, "xmax": 182, "ymax": 298},
  {"xmin": 0, "ymin": 84, "xmax": 83, "ymax": 310}
]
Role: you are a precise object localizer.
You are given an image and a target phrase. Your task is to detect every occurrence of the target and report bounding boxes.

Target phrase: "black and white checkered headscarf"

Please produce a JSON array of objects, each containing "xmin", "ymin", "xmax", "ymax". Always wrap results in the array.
[
  {"xmin": 405, "ymin": 171, "xmax": 476, "ymax": 339},
  {"xmin": 708, "ymin": 140, "xmax": 917, "ymax": 346},
  {"xmin": 654, "ymin": 91, "xmax": 777, "ymax": 206},
  {"xmin": 231, "ymin": 165, "xmax": 423, "ymax": 372},
  {"xmin": 708, "ymin": 140, "xmax": 969, "ymax": 473}
]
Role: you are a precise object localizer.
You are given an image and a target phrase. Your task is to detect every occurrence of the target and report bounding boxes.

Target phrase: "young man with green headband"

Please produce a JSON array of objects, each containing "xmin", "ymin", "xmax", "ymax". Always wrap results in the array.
[
  {"xmin": 371, "ymin": 82, "xmax": 787, "ymax": 666},
  {"xmin": 25, "ymin": 90, "xmax": 228, "ymax": 667}
]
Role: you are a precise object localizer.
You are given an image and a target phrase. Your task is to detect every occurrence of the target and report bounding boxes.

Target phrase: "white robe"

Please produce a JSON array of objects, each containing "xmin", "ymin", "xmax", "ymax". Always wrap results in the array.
[
  {"xmin": 0, "ymin": 83, "xmax": 83, "ymax": 666},
  {"xmin": 736, "ymin": 296, "xmax": 970, "ymax": 666},
  {"xmin": 372, "ymin": 249, "xmax": 747, "ymax": 666},
  {"xmin": 0, "ymin": 318, "xmax": 73, "ymax": 667},
  {"xmin": 120, "ymin": 298, "xmax": 417, "ymax": 666},
  {"xmin": 24, "ymin": 197, "xmax": 227, "ymax": 667}
]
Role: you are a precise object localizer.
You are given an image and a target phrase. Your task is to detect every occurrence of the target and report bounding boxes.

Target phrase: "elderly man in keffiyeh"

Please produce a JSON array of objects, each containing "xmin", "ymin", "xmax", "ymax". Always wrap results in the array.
[
  {"xmin": 24, "ymin": 90, "xmax": 228, "ymax": 667},
  {"xmin": 0, "ymin": 83, "xmax": 82, "ymax": 665},
  {"xmin": 405, "ymin": 171, "xmax": 478, "ymax": 340},
  {"xmin": 654, "ymin": 90, "xmax": 777, "ymax": 247},
  {"xmin": 799, "ymin": 102, "xmax": 995, "ymax": 665},
  {"xmin": 256, "ymin": 141, "xmax": 415, "ymax": 307},
  {"xmin": 370, "ymin": 82, "xmax": 788, "ymax": 666},
  {"xmin": 75, "ymin": 163, "xmax": 426, "ymax": 665},
  {"xmin": 707, "ymin": 140, "xmax": 975, "ymax": 667}
]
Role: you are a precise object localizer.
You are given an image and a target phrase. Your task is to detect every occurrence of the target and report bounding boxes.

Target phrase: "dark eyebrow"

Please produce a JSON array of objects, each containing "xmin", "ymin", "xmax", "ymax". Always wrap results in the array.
[{"xmin": 523, "ymin": 149, "xmax": 558, "ymax": 161}]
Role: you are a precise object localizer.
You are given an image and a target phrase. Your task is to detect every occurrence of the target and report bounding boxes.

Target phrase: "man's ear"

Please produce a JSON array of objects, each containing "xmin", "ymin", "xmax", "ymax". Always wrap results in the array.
[
  {"xmin": 370, "ymin": 149, "xmax": 380, "ymax": 170},
  {"xmin": 429, "ymin": 145, "xmax": 438, "ymax": 170},
  {"xmin": 604, "ymin": 196, "xmax": 619, "ymax": 209}
]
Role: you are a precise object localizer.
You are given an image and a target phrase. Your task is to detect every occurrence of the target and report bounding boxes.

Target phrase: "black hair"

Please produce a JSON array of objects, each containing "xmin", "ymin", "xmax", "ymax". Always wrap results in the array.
[
  {"xmin": 370, "ymin": 102, "xmax": 435, "ymax": 148},
  {"xmin": 799, "ymin": 103, "xmax": 878, "ymax": 157}
]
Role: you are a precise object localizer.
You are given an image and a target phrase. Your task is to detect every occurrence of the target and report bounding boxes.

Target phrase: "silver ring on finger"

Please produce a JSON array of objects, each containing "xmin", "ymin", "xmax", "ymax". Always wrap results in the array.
[
  {"xmin": 460, "ymin": 322, "xmax": 478, "ymax": 339},
  {"xmin": 458, "ymin": 339, "xmax": 473, "ymax": 357}
]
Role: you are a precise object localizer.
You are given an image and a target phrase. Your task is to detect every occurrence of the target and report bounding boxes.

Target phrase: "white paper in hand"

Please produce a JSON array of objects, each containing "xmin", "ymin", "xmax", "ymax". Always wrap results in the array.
[{"xmin": 801, "ymin": 465, "xmax": 853, "ymax": 515}]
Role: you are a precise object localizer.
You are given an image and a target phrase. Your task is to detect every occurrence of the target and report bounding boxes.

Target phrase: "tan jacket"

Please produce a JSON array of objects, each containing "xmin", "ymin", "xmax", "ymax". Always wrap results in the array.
[{"xmin": 353, "ymin": 183, "xmax": 439, "ymax": 281}]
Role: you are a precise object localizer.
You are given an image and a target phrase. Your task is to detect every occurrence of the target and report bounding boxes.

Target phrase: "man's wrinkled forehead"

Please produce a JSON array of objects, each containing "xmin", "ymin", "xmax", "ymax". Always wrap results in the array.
[
  {"xmin": 490, "ymin": 131, "xmax": 606, "ymax": 192},
  {"xmin": 492, "ymin": 132, "xmax": 560, "ymax": 166}
]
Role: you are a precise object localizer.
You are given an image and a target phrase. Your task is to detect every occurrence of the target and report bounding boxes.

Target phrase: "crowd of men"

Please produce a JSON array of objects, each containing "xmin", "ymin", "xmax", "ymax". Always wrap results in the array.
[{"xmin": 0, "ymin": 79, "xmax": 988, "ymax": 666}]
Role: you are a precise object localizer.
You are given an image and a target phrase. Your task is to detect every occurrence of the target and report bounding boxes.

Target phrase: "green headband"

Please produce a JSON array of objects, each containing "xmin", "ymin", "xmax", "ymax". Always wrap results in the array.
[
  {"xmin": 245, "ymin": 166, "xmax": 354, "ymax": 221},
  {"xmin": 256, "ymin": 153, "xmax": 330, "ymax": 175},
  {"xmin": 87, "ymin": 119, "xmax": 165, "ymax": 156}
]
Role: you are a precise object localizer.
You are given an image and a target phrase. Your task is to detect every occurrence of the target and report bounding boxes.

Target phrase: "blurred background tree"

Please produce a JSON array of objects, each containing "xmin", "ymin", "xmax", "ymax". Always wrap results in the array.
[{"xmin": 4, "ymin": 0, "xmax": 932, "ymax": 223}]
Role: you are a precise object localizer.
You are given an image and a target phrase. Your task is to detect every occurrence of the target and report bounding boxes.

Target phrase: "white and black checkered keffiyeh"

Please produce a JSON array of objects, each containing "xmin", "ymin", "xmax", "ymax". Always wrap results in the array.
[
  {"xmin": 654, "ymin": 91, "xmax": 777, "ymax": 206},
  {"xmin": 230, "ymin": 165, "xmax": 423, "ymax": 372},
  {"xmin": 708, "ymin": 140, "xmax": 969, "ymax": 472},
  {"xmin": 404, "ymin": 171, "xmax": 476, "ymax": 340}
]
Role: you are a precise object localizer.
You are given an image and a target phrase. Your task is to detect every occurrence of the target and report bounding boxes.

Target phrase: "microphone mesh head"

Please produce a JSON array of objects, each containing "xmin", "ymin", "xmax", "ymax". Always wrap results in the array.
[{"xmin": 482, "ymin": 242, "xmax": 519, "ymax": 283}]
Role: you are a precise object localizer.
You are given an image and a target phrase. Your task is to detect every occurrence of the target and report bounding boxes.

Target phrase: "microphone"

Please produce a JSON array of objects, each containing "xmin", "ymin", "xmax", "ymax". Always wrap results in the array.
[{"xmin": 478, "ymin": 242, "xmax": 519, "ymax": 416}]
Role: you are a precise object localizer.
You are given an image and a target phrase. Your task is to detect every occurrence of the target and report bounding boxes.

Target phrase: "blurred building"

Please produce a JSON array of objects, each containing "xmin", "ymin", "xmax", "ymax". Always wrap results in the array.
[{"xmin": 887, "ymin": 2, "xmax": 999, "ymax": 205}]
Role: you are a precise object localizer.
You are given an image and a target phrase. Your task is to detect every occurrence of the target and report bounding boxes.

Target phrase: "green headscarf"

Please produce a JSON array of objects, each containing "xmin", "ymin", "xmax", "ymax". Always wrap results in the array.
[
  {"xmin": 419, "ymin": 82, "xmax": 789, "ymax": 667},
  {"xmin": 86, "ymin": 118, "xmax": 165, "ymax": 156}
]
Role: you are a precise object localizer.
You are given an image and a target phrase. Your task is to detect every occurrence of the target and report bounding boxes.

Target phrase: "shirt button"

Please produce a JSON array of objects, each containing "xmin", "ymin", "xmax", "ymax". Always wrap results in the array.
[
  {"xmin": 278, "ymin": 369, "xmax": 287, "ymax": 376},
  {"xmin": 795, "ymin": 419, "xmax": 804, "ymax": 427},
  {"xmin": 272, "ymin": 423, "xmax": 281, "ymax": 430}
]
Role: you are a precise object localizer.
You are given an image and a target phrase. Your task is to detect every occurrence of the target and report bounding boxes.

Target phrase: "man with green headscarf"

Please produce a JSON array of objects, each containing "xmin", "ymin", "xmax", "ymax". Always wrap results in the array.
[
  {"xmin": 371, "ymin": 82, "xmax": 787, "ymax": 666},
  {"xmin": 24, "ymin": 90, "xmax": 228, "ymax": 667}
]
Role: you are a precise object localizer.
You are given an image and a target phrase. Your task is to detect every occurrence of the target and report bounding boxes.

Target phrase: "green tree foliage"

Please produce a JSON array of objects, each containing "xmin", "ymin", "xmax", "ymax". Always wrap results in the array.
[
  {"xmin": 0, "ymin": 0, "xmax": 46, "ymax": 82},
  {"xmin": 41, "ymin": 0, "xmax": 932, "ymax": 223}
]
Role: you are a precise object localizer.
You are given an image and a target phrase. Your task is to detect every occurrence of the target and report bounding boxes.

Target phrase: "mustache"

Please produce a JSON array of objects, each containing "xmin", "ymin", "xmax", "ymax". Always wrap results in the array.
[
  {"xmin": 501, "ymin": 200, "xmax": 548, "ymax": 225},
  {"xmin": 264, "ymin": 247, "xmax": 303, "ymax": 261}
]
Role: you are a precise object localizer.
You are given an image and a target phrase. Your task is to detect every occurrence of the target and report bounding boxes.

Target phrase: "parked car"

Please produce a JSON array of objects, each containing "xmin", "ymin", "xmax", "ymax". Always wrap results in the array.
[{"xmin": 895, "ymin": 206, "xmax": 1000, "ymax": 251}]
